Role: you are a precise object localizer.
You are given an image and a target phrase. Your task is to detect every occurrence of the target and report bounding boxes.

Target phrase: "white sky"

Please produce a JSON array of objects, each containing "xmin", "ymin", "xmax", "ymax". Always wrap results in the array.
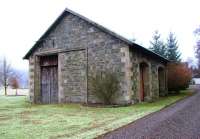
[{"xmin": 0, "ymin": 0, "xmax": 200, "ymax": 70}]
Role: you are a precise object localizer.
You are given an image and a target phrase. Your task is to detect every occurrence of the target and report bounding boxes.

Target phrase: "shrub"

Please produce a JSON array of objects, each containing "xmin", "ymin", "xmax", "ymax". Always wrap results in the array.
[
  {"xmin": 89, "ymin": 71, "xmax": 119, "ymax": 105},
  {"xmin": 167, "ymin": 62, "xmax": 192, "ymax": 92}
]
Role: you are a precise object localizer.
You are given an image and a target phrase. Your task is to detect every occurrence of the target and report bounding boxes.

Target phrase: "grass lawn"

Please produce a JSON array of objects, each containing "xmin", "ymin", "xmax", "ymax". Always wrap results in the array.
[{"xmin": 0, "ymin": 90, "xmax": 193, "ymax": 139}]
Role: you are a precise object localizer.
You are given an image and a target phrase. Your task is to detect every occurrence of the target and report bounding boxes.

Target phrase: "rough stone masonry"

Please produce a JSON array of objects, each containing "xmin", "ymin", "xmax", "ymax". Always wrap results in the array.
[{"xmin": 24, "ymin": 8, "xmax": 169, "ymax": 105}]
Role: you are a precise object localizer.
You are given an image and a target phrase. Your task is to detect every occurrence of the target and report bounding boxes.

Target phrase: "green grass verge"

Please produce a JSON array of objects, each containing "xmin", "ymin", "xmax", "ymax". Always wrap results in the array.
[{"xmin": 0, "ymin": 90, "xmax": 193, "ymax": 139}]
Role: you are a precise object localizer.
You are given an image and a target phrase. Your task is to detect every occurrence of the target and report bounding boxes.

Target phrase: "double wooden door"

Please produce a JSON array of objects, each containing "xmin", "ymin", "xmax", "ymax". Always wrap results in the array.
[{"xmin": 41, "ymin": 66, "xmax": 58, "ymax": 104}]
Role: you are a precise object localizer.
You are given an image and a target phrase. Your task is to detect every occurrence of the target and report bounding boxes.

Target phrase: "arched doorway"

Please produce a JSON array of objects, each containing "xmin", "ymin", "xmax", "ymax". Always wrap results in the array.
[
  {"xmin": 158, "ymin": 67, "xmax": 165, "ymax": 96},
  {"xmin": 139, "ymin": 62, "xmax": 149, "ymax": 101}
]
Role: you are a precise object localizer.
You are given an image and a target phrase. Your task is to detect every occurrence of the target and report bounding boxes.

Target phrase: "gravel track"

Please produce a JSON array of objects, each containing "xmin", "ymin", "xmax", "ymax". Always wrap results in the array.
[{"xmin": 100, "ymin": 90, "xmax": 200, "ymax": 139}]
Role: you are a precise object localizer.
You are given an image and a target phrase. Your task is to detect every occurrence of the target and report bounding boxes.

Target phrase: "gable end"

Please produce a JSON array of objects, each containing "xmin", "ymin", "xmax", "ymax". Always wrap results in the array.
[{"xmin": 23, "ymin": 8, "xmax": 169, "ymax": 63}]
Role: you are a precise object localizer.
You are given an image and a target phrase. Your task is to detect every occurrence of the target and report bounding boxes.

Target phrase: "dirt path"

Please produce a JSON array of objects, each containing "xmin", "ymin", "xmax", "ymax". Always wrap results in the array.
[{"xmin": 100, "ymin": 90, "xmax": 200, "ymax": 139}]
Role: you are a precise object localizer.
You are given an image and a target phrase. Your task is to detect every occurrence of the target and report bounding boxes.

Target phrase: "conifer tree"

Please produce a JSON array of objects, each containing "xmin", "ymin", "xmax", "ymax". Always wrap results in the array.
[
  {"xmin": 166, "ymin": 32, "xmax": 181, "ymax": 61},
  {"xmin": 149, "ymin": 31, "xmax": 167, "ymax": 58}
]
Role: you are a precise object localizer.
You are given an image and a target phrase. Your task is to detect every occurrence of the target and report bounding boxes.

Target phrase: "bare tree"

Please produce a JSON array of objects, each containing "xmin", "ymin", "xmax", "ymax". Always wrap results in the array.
[
  {"xmin": 194, "ymin": 26, "xmax": 200, "ymax": 68},
  {"xmin": 0, "ymin": 57, "xmax": 14, "ymax": 95},
  {"xmin": 9, "ymin": 76, "xmax": 20, "ymax": 96},
  {"xmin": 186, "ymin": 57, "xmax": 196, "ymax": 69}
]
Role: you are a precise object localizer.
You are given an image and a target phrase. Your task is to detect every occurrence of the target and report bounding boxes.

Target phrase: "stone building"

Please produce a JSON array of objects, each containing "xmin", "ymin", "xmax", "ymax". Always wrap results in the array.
[{"xmin": 24, "ymin": 8, "xmax": 169, "ymax": 104}]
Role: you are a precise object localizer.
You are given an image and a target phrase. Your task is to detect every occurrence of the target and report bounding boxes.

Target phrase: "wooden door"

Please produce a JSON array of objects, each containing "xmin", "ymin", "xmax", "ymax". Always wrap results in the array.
[
  {"xmin": 158, "ymin": 67, "xmax": 165, "ymax": 96},
  {"xmin": 41, "ymin": 67, "xmax": 50, "ymax": 104},
  {"xmin": 140, "ymin": 68, "xmax": 145, "ymax": 101},
  {"xmin": 41, "ymin": 66, "xmax": 58, "ymax": 104},
  {"xmin": 50, "ymin": 66, "xmax": 58, "ymax": 103}
]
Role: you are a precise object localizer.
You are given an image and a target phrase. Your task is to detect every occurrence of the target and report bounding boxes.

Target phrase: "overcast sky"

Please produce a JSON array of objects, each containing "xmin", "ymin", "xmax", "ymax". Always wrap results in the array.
[{"xmin": 0, "ymin": 0, "xmax": 199, "ymax": 70}]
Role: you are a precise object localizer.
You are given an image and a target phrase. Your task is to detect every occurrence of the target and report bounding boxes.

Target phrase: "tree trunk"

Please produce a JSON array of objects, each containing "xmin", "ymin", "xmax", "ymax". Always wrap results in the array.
[{"xmin": 4, "ymin": 86, "xmax": 7, "ymax": 96}]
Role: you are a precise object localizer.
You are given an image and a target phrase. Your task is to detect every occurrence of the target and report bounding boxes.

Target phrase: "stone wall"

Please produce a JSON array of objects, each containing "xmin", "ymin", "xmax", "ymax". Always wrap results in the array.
[
  {"xmin": 87, "ymin": 44, "xmax": 130, "ymax": 104},
  {"xmin": 59, "ymin": 50, "xmax": 87, "ymax": 103},
  {"xmin": 29, "ymin": 56, "xmax": 34, "ymax": 103},
  {"xmin": 128, "ymin": 48, "xmax": 167, "ymax": 103},
  {"xmin": 28, "ymin": 11, "xmax": 168, "ymax": 104},
  {"xmin": 29, "ymin": 55, "xmax": 42, "ymax": 103},
  {"xmin": 29, "ymin": 12, "xmax": 129, "ymax": 104}
]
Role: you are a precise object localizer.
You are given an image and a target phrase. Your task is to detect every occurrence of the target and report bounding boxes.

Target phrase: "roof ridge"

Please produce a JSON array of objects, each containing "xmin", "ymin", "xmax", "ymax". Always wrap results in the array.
[{"xmin": 23, "ymin": 7, "xmax": 169, "ymax": 62}]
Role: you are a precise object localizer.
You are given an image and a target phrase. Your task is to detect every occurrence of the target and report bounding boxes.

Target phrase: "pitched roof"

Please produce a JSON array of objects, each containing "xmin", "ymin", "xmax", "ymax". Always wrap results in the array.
[{"xmin": 23, "ymin": 8, "xmax": 169, "ymax": 62}]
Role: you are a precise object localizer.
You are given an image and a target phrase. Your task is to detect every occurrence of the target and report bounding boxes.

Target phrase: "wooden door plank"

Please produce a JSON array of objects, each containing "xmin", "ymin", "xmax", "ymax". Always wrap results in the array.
[
  {"xmin": 41, "ymin": 67, "xmax": 51, "ymax": 104},
  {"xmin": 50, "ymin": 66, "xmax": 58, "ymax": 103}
]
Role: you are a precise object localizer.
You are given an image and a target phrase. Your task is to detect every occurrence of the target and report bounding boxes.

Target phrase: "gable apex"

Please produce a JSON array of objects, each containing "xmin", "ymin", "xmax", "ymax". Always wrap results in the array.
[{"xmin": 23, "ymin": 8, "xmax": 169, "ymax": 62}]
